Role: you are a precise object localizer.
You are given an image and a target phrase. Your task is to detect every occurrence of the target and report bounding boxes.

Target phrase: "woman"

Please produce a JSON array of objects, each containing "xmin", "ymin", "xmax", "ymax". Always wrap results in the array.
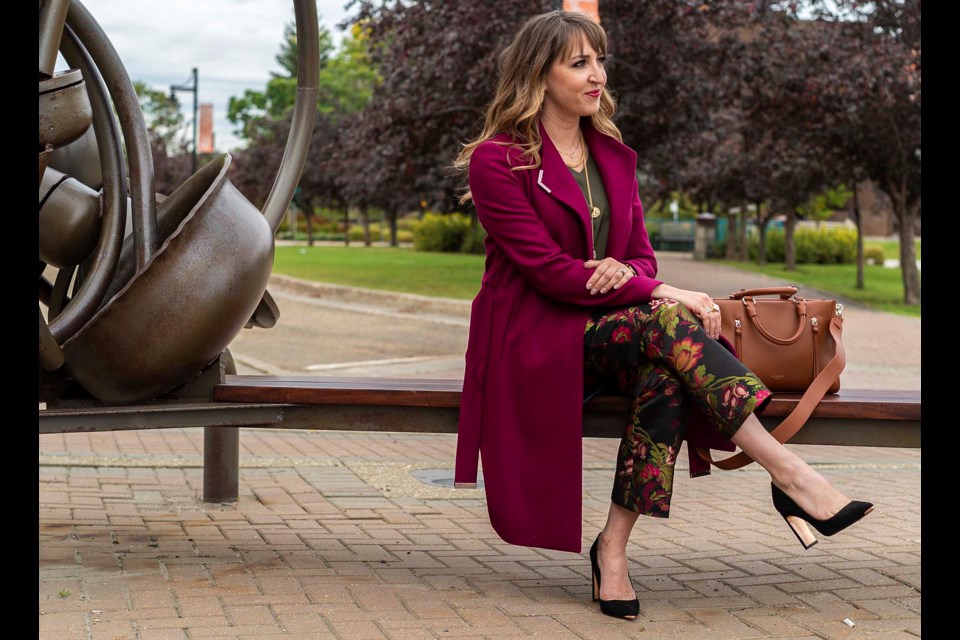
[{"xmin": 452, "ymin": 10, "xmax": 873, "ymax": 620}]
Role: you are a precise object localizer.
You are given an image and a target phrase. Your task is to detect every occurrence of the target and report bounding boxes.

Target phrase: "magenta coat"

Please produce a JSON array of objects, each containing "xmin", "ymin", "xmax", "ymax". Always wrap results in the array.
[{"xmin": 454, "ymin": 120, "xmax": 665, "ymax": 552}]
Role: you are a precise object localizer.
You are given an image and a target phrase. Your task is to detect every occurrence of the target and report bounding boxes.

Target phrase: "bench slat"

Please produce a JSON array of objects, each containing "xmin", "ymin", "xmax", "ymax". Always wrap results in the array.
[
  {"xmin": 214, "ymin": 375, "xmax": 463, "ymax": 407},
  {"xmin": 214, "ymin": 375, "xmax": 919, "ymax": 422}
]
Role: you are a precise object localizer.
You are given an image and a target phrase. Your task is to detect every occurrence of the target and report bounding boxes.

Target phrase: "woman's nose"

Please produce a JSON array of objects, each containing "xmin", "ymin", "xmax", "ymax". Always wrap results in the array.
[{"xmin": 589, "ymin": 64, "xmax": 605, "ymax": 83}]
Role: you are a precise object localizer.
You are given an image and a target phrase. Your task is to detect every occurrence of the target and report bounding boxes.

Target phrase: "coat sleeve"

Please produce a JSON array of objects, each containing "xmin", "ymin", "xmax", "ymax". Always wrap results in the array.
[{"xmin": 470, "ymin": 141, "xmax": 662, "ymax": 306}]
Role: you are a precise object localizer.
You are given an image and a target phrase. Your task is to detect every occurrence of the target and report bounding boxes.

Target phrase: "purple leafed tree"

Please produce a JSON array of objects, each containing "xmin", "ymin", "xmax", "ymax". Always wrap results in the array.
[
  {"xmin": 800, "ymin": 0, "xmax": 920, "ymax": 304},
  {"xmin": 335, "ymin": 0, "xmax": 917, "ymax": 303},
  {"xmin": 338, "ymin": 0, "xmax": 557, "ymax": 225}
]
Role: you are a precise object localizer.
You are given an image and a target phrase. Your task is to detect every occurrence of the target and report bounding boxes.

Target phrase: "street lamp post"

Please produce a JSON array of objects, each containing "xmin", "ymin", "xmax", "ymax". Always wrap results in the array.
[{"xmin": 170, "ymin": 67, "xmax": 198, "ymax": 174}]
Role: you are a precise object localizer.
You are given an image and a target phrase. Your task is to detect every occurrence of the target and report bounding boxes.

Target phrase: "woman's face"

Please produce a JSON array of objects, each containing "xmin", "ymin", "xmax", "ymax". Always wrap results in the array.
[{"xmin": 542, "ymin": 34, "xmax": 607, "ymax": 123}]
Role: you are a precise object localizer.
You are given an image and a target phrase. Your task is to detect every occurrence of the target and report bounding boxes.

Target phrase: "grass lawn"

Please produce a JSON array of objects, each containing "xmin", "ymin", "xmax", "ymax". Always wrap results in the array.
[
  {"xmin": 272, "ymin": 244, "xmax": 919, "ymax": 318},
  {"xmin": 715, "ymin": 260, "xmax": 920, "ymax": 317},
  {"xmin": 273, "ymin": 245, "xmax": 485, "ymax": 300}
]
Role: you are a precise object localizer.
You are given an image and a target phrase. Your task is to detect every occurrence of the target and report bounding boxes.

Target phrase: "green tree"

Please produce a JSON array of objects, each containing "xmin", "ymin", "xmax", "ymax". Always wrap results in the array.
[
  {"xmin": 797, "ymin": 184, "xmax": 853, "ymax": 226},
  {"xmin": 133, "ymin": 81, "xmax": 191, "ymax": 194},
  {"xmin": 229, "ymin": 21, "xmax": 381, "ymax": 245},
  {"xmin": 133, "ymin": 81, "xmax": 186, "ymax": 154},
  {"xmin": 227, "ymin": 20, "xmax": 378, "ymax": 139},
  {"xmin": 274, "ymin": 19, "xmax": 333, "ymax": 77},
  {"xmin": 317, "ymin": 23, "xmax": 381, "ymax": 115},
  {"xmin": 227, "ymin": 19, "xmax": 335, "ymax": 140}
]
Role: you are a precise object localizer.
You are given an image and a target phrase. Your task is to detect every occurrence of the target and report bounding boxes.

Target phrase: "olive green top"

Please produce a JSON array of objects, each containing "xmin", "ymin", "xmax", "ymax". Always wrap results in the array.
[{"xmin": 568, "ymin": 153, "xmax": 609, "ymax": 260}]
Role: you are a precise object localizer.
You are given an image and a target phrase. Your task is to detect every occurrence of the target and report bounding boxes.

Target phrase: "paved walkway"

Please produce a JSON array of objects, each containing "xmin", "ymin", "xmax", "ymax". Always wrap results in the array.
[{"xmin": 39, "ymin": 253, "xmax": 921, "ymax": 639}]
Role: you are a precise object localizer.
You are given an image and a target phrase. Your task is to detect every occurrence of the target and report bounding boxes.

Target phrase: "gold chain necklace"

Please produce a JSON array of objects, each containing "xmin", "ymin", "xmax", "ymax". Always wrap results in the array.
[
  {"xmin": 582, "ymin": 134, "xmax": 601, "ymax": 220},
  {"xmin": 560, "ymin": 136, "xmax": 584, "ymax": 169}
]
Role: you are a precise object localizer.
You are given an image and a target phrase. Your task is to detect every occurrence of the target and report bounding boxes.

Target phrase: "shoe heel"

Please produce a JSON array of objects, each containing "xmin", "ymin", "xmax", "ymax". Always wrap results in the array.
[
  {"xmin": 589, "ymin": 535, "xmax": 600, "ymax": 602},
  {"xmin": 784, "ymin": 515, "xmax": 818, "ymax": 550},
  {"xmin": 589, "ymin": 533, "xmax": 640, "ymax": 619},
  {"xmin": 771, "ymin": 483, "xmax": 873, "ymax": 548}
]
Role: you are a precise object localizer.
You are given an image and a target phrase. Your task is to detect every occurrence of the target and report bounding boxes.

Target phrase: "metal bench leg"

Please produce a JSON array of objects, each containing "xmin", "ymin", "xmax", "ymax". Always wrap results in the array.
[
  {"xmin": 203, "ymin": 350, "xmax": 239, "ymax": 503},
  {"xmin": 203, "ymin": 426, "xmax": 239, "ymax": 502}
]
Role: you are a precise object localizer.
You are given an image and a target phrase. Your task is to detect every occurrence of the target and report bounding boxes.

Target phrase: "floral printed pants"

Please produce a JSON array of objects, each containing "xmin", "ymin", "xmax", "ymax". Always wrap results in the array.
[{"xmin": 583, "ymin": 299, "xmax": 771, "ymax": 517}]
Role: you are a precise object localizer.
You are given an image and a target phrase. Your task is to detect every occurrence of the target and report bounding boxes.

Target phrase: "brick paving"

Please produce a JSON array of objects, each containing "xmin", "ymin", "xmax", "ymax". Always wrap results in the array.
[{"xmin": 40, "ymin": 253, "xmax": 920, "ymax": 639}]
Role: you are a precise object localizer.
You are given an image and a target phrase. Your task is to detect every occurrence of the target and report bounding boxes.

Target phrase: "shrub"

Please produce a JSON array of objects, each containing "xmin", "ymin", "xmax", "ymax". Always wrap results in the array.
[
  {"xmin": 347, "ymin": 223, "xmax": 413, "ymax": 243},
  {"xmin": 747, "ymin": 230, "xmax": 785, "ymax": 262},
  {"xmin": 396, "ymin": 215, "xmax": 418, "ymax": 231},
  {"xmin": 460, "ymin": 224, "xmax": 488, "ymax": 254},
  {"xmin": 864, "ymin": 246, "xmax": 886, "ymax": 266},
  {"xmin": 747, "ymin": 227, "xmax": 857, "ymax": 264},
  {"xmin": 348, "ymin": 223, "xmax": 378, "ymax": 242},
  {"xmin": 315, "ymin": 221, "xmax": 343, "ymax": 234},
  {"xmin": 278, "ymin": 216, "xmax": 343, "ymax": 235},
  {"xmin": 413, "ymin": 213, "xmax": 475, "ymax": 252},
  {"xmin": 645, "ymin": 219, "xmax": 662, "ymax": 239}
]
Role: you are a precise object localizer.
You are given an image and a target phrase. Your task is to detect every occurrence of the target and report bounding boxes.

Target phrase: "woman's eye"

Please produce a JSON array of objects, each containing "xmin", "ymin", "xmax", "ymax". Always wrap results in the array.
[{"xmin": 573, "ymin": 56, "xmax": 606, "ymax": 68}]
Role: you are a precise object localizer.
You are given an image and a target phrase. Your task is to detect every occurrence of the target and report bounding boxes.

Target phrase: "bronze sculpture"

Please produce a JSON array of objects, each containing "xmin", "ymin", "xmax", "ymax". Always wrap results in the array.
[{"xmin": 39, "ymin": 0, "xmax": 320, "ymax": 405}]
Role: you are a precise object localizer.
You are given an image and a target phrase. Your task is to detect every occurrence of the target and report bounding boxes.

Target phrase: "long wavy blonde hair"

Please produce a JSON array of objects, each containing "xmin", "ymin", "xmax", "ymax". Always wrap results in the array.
[{"xmin": 454, "ymin": 10, "xmax": 621, "ymax": 204}]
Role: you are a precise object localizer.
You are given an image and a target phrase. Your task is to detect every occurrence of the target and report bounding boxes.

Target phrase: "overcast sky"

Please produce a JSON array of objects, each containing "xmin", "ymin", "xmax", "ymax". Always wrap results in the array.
[{"xmin": 67, "ymin": 1, "xmax": 354, "ymax": 152}]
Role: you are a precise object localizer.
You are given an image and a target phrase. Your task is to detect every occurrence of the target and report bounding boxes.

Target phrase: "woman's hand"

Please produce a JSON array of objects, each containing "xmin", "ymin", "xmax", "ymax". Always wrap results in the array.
[
  {"xmin": 650, "ymin": 284, "xmax": 722, "ymax": 340},
  {"xmin": 584, "ymin": 258, "xmax": 634, "ymax": 295}
]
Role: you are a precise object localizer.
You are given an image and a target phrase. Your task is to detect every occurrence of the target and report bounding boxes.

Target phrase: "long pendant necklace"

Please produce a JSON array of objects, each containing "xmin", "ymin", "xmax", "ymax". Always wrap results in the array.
[
  {"xmin": 581, "ymin": 133, "xmax": 601, "ymax": 260},
  {"xmin": 583, "ymin": 141, "xmax": 601, "ymax": 220}
]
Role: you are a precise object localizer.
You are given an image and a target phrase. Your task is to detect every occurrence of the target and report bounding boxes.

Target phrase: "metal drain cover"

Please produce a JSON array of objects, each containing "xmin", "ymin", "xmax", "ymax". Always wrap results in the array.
[{"xmin": 410, "ymin": 468, "xmax": 484, "ymax": 489}]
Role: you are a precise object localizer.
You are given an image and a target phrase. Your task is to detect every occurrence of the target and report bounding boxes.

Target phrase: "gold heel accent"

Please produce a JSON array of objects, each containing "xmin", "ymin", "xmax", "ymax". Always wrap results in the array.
[
  {"xmin": 771, "ymin": 484, "xmax": 873, "ymax": 549},
  {"xmin": 785, "ymin": 515, "xmax": 819, "ymax": 550}
]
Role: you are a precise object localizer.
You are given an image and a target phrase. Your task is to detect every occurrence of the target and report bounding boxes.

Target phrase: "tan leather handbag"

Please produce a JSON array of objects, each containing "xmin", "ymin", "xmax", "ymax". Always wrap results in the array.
[{"xmin": 696, "ymin": 286, "xmax": 846, "ymax": 470}]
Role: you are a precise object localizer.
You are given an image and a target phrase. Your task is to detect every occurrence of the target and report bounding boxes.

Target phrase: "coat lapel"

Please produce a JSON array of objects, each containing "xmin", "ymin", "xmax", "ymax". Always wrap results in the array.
[
  {"xmin": 537, "ymin": 122, "xmax": 592, "ymax": 254},
  {"xmin": 537, "ymin": 120, "xmax": 639, "ymax": 260}
]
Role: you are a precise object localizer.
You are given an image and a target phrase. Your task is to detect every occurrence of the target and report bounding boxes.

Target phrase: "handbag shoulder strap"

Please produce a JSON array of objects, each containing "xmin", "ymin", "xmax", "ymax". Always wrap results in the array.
[{"xmin": 695, "ymin": 313, "xmax": 845, "ymax": 471}]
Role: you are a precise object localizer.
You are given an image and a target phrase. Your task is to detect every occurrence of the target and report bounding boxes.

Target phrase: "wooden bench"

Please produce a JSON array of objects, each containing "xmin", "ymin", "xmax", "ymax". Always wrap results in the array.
[
  {"xmin": 649, "ymin": 220, "xmax": 696, "ymax": 251},
  {"xmin": 39, "ymin": 375, "xmax": 921, "ymax": 502}
]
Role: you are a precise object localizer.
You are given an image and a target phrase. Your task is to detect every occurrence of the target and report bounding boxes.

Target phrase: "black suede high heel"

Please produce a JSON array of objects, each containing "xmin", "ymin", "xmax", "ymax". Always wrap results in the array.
[
  {"xmin": 589, "ymin": 534, "xmax": 640, "ymax": 620},
  {"xmin": 771, "ymin": 483, "xmax": 875, "ymax": 550}
]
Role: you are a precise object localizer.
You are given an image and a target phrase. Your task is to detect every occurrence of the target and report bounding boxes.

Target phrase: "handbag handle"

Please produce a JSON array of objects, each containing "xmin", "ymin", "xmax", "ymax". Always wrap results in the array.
[
  {"xmin": 742, "ymin": 297, "xmax": 808, "ymax": 346},
  {"xmin": 696, "ymin": 312, "xmax": 845, "ymax": 470},
  {"xmin": 728, "ymin": 286, "xmax": 798, "ymax": 300}
]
